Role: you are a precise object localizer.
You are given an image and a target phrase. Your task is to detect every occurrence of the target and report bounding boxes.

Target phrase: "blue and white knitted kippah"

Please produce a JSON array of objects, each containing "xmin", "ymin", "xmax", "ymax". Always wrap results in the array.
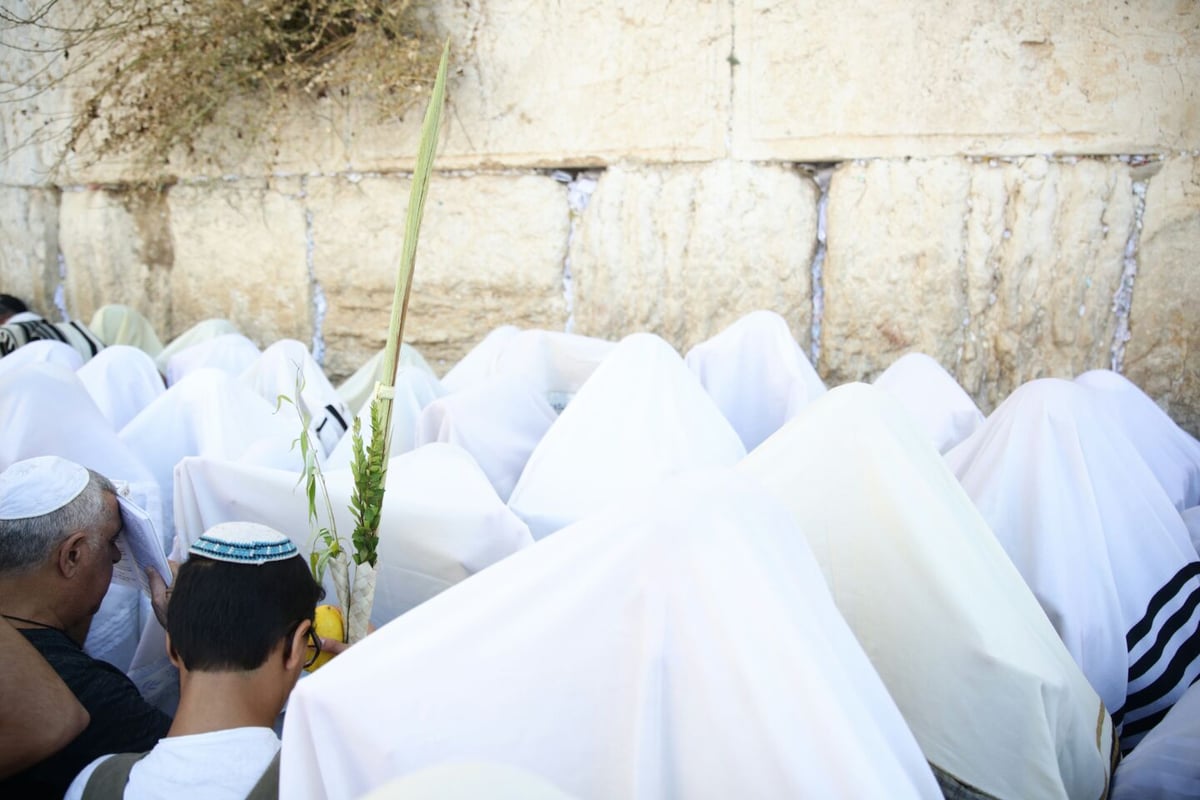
[{"xmin": 190, "ymin": 521, "xmax": 298, "ymax": 565}]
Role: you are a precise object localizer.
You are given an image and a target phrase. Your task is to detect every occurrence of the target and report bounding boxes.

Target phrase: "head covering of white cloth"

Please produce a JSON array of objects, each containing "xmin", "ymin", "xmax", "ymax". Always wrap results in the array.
[
  {"xmin": 89, "ymin": 304, "xmax": 164, "ymax": 358},
  {"xmin": 164, "ymin": 332, "xmax": 260, "ymax": 386},
  {"xmin": 325, "ymin": 368, "xmax": 446, "ymax": 471},
  {"xmin": 189, "ymin": 521, "xmax": 298, "ymax": 564},
  {"xmin": 280, "ymin": 470, "xmax": 943, "ymax": 800},
  {"xmin": 507, "ymin": 333, "xmax": 745, "ymax": 540},
  {"xmin": 0, "ymin": 455, "xmax": 88, "ymax": 519},
  {"xmin": 1075, "ymin": 369, "xmax": 1200, "ymax": 512},
  {"xmin": 684, "ymin": 309, "xmax": 826, "ymax": 452},
  {"xmin": 172, "ymin": 443, "xmax": 533, "ymax": 625},
  {"xmin": 0, "ymin": 338, "xmax": 84, "ymax": 379},
  {"xmin": 119, "ymin": 368, "xmax": 305, "ymax": 554},
  {"xmin": 155, "ymin": 317, "xmax": 239, "ymax": 374},
  {"xmin": 239, "ymin": 339, "xmax": 351, "ymax": 457},
  {"xmin": 358, "ymin": 763, "xmax": 577, "ymax": 800},
  {"xmin": 1110, "ymin": 678, "xmax": 1200, "ymax": 800},
  {"xmin": 336, "ymin": 344, "xmax": 440, "ymax": 418},
  {"xmin": 739, "ymin": 382, "xmax": 1115, "ymax": 800},
  {"xmin": 76, "ymin": 345, "xmax": 166, "ymax": 432},
  {"xmin": 0, "ymin": 361, "xmax": 164, "ymax": 675},
  {"xmin": 415, "ymin": 375, "xmax": 558, "ymax": 503},
  {"xmin": 872, "ymin": 352, "xmax": 985, "ymax": 453},
  {"xmin": 437, "ymin": 325, "xmax": 520, "ymax": 395},
  {"xmin": 483, "ymin": 329, "xmax": 615, "ymax": 412},
  {"xmin": 946, "ymin": 378, "xmax": 1200, "ymax": 751}
]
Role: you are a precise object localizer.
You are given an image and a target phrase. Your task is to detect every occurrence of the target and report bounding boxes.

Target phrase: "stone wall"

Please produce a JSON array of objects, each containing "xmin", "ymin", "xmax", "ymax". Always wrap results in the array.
[{"xmin": 2, "ymin": 0, "xmax": 1198, "ymax": 431}]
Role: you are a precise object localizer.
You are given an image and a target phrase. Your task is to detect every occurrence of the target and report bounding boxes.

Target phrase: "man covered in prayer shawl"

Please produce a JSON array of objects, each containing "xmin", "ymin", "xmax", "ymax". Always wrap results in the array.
[
  {"xmin": 66, "ymin": 521, "xmax": 325, "ymax": 800},
  {"xmin": 947, "ymin": 378, "xmax": 1200, "ymax": 752},
  {"xmin": 0, "ymin": 457, "xmax": 171, "ymax": 797},
  {"xmin": 0, "ymin": 296, "xmax": 106, "ymax": 363}
]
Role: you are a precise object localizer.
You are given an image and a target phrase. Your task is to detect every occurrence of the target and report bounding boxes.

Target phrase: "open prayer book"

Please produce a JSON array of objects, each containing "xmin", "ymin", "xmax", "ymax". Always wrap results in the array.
[{"xmin": 113, "ymin": 492, "xmax": 172, "ymax": 593}]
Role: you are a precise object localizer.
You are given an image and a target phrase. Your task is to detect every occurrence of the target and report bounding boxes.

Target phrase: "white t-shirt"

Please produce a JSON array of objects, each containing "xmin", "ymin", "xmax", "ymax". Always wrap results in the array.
[{"xmin": 65, "ymin": 726, "xmax": 280, "ymax": 800}]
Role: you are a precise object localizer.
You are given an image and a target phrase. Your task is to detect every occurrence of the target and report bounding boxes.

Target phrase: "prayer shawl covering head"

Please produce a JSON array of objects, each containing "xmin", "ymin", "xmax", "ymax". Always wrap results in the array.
[
  {"xmin": 280, "ymin": 470, "xmax": 943, "ymax": 800},
  {"xmin": 739, "ymin": 382, "xmax": 1115, "ymax": 800},
  {"xmin": 0, "ymin": 317, "xmax": 104, "ymax": 363},
  {"xmin": 873, "ymin": 351, "xmax": 985, "ymax": 453},
  {"xmin": 947, "ymin": 378, "xmax": 1200, "ymax": 751}
]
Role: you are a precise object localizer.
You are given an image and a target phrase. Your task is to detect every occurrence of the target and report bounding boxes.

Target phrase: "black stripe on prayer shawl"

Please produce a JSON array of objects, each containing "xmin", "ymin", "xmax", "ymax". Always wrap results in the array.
[
  {"xmin": 1127, "ymin": 581, "xmax": 1200, "ymax": 683},
  {"xmin": 324, "ymin": 403, "xmax": 348, "ymax": 433},
  {"xmin": 67, "ymin": 321, "xmax": 101, "ymax": 356},
  {"xmin": 1119, "ymin": 672, "xmax": 1200, "ymax": 743},
  {"xmin": 1126, "ymin": 562, "xmax": 1200, "ymax": 649},
  {"xmin": 23, "ymin": 320, "xmax": 68, "ymax": 344}
]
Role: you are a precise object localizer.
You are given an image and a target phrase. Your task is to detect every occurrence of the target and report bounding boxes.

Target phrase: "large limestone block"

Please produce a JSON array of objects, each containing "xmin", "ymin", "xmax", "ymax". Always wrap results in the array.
[
  {"xmin": 308, "ymin": 172, "xmax": 569, "ymax": 378},
  {"xmin": 166, "ymin": 179, "xmax": 311, "ymax": 346},
  {"xmin": 734, "ymin": 0, "xmax": 1200, "ymax": 160},
  {"xmin": 59, "ymin": 187, "xmax": 174, "ymax": 334},
  {"xmin": 0, "ymin": 186, "xmax": 59, "ymax": 315},
  {"xmin": 822, "ymin": 157, "xmax": 1133, "ymax": 410},
  {"xmin": 570, "ymin": 161, "xmax": 817, "ymax": 354},
  {"xmin": 1123, "ymin": 157, "xmax": 1200, "ymax": 436}
]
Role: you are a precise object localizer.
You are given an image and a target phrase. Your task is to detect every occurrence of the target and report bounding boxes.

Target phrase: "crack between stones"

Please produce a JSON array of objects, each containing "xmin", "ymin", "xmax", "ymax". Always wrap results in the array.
[
  {"xmin": 1110, "ymin": 174, "xmax": 1147, "ymax": 373},
  {"xmin": 806, "ymin": 165, "xmax": 832, "ymax": 370},
  {"xmin": 725, "ymin": 0, "xmax": 736, "ymax": 156},
  {"xmin": 552, "ymin": 169, "xmax": 600, "ymax": 335},
  {"xmin": 298, "ymin": 175, "xmax": 327, "ymax": 366}
]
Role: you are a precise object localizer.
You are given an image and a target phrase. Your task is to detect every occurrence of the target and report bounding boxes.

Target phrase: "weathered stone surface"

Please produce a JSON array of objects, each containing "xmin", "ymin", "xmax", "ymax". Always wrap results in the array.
[
  {"xmin": 307, "ymin": 172, "xmax": 569, "ymax": 379},
  {"xmin": 59, "ymin": 187, "xmax": 174, "ymax": 334},
  {"xmin": 570, "ymin": 161, "xmax": 817, "ymax": 354},
  {"xmin": 822, "ymin": 157, "xmax": 1134, "ymax": 410},
  {"xmin": 0, "ymin": 185, "xmax": 59, "ymax": 315},
  {"xmin": 166, "ymin": 179, "xmax": 311, "ymax": 346},
  {"xmin": 734, "ymin": 1, "xmax": 1200, "ymax": 160},
  {"xmin": 1123, "ymin": 157, "xmax": 1200, "ymax": 436}
]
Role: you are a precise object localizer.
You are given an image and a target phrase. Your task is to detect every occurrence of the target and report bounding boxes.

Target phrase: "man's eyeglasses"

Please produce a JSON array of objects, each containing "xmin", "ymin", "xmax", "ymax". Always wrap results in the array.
[{"xmin": 303, "ymin": 625, "xmax": 321, "ymax": 670}]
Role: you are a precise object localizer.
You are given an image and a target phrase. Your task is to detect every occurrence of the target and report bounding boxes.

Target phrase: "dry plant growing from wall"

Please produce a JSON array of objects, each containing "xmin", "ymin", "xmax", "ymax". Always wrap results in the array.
[{"xmin": 1, "ymin": 0, "xmax": 439, "ymax": 175}]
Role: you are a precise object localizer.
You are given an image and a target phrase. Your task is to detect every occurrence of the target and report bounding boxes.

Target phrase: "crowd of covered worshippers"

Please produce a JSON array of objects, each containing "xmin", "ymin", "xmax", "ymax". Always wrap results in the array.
[{"xmin": 0, "ymin": 297, "xmax": 1198, "ymax": 799}]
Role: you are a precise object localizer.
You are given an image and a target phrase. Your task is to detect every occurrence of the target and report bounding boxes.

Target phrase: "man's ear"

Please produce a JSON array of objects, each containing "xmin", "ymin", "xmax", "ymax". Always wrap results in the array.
[
  {"xmin": 165, "ymin": 631, "xmax": 184, "ymax": 670},
  {"xmin": 284, "ymin": 620, "xmax": 311, "ymax": 672},
  {"xmin": 56, "ymin": 531, "xmax": 90, "ymax": 579}
]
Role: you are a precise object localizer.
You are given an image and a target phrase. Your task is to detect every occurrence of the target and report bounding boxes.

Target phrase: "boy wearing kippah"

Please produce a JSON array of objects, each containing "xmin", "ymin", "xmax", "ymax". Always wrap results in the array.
[{"xmin": 67, "ymin": 522, "xmax": 325, "ymax": 800}]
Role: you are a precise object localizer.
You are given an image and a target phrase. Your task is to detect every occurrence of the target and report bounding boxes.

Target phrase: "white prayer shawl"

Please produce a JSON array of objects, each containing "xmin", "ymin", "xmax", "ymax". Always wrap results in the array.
[
  {"xmin": 165, "ymin": 332, "xmax": 261, "ymax": 386},
  {"xmin": 325, "ymin": 368, "xmax": 446, "ymax": 471},
  {"xmin": 739, "ymin": 383, "xmax": 1115, "ymax": 800},
  {"xmin": 0, "ymin": 338, "xmax": 84, "ymax": 378},
  {"xmin": 873, "ymin": 352, "xmax": 985, "ymax": 453},
  {"xmin": 946, "ymin": 378, "xmax": 1200, "ymax": 750},
  {"xmin": 89, "ymin": 304, "xmax": 164, "ymax": 357},
  {"xmin": 1184, "ymin": 506, "xmax": 1200, "ymax": 558},
  {"xmin": 155, "ymin": 318, "xmax": 239, "ymax": 373},
  {"xmin": 171, "ymin": 443, "xmax": 533, "ymax": 626},
  {"xmin": 120, "ymin": 368, "xmax": 304, "ymax": 553},
  {"xmin": 1075, "ymin": 369, "xmax": 1200, "ymax": 512},
  {"xmin": 0, "ymin": 362, "xmax": 163, "ymax": 674},
  {"xmin": 486, "ymin": 329, "xmax": 615, "ymax": 412},
  {"xmin": 415, "ymin": 375, "xmax": 558, "ymax": 503},
  {"xmin": 507, "ymin": 333, "xmax": 745, "ymax": 540},
  {"xmin": 358, "ymin": 763, "xmax": 577, "ymax": 800},
  {"xmin": 684, "ymin": 309, "xmax": 826, "ymax": 452},
  {"xmin": 336, "ymin": 344, "xmax": 439, "ymax": 418},
  {"xmin": 280, "ymin": 471, "xmax": 943, "ymax": 800},
  {"xmin": 438, "ymin": 324, "xmax": 520, "ymax": 395},
  {"xmin": 77, "ymin": 345, "xmax": 166, "ymax": 432},
  {"xmin": 1110, "ymin": 679, "xmax": 1200, "ymax": 800},
  {"xmin": 239, "ymin": 339, "xmax": 351, "ymax": 456}
]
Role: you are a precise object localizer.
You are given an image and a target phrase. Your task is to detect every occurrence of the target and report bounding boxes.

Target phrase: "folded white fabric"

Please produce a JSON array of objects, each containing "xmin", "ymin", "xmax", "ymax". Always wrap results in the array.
[
  {"xmin": 1111, "ymin": 679, "xmax": 1200, "ymax": 799},
  {"xmin": 120, "ymin": 367, "xmax": 304, "ymax": 552},
  {"xmin": 324, "ymin": 367, "xmax": 446, "ymax": 470},
  {"xmin": 685, "ymin": 309, "xmax": 826, "ymax": 452},
  {"xmin": 1076, "ymin": 369, "xmax": 1200, "ymax": 511},
  {"xmin": 280, "ymin": 470, "xmax": 942, "ymax": 800},
  {"xmin": 0, "ymin": 338, "xmax": 84, "ymax": 378},
  {"xmin": 336, "ymin": 344, "xmax": 440, "ymax": 418},
  {"xmin": 165, "ymin": 332, "xmax": 260, "ymax": 386},
  {"xmin": 873, "ymin": 352, "xmax": 984, "ymax": 453},
  {"xmin": 484, "ymin": 329, "xmax": 615, "ymax": 411},
  {"xmin": 77, "ymin": 345, "xmax": 165, "ymax": 431},
  {"xmin": 172, "ymin": 443, "xmax": 533, "ymax": 626},
  {"xmin": 240, "ymin": 339, "xmax": 351, "ymax": 456},
  {"xmin": 740, "ymin": 382, "xmax": 1115, "ymax": 799},
  {"xmin": 438, "ymin": 325, "xmax": 520, "ymax": 395},
  {"xmin": 89, "ymin": 304, "xmax": 164, "ymax": 358},
  {"xmin": 508, "ymin": 333, "xmax": 745, "ymax": 539},
  {"xmin": 947, "ymin": 378, "xmax": 1200, "ymax": 750},
  {"xmin": 415, "ymin": 375, "xmax": 557, "ymax": 503},
  {"xmin": 155, "ymin": 318, "xmax": 240, "ymax": 374}
]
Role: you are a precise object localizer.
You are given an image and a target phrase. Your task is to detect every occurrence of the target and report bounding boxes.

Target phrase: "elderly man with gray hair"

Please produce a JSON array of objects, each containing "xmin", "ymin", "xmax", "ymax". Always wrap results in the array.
[{"xmin": 0, "ymin": 456, "xmax": 170, "ymax": 797}]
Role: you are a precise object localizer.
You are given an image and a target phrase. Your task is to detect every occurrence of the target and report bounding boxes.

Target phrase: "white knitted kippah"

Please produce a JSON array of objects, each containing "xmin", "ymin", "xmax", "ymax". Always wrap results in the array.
[
  {"xmin": 189, "ymin": 521, "xmax": 298, "ymax": 565},
  {"xmin": 0, "ymin": 456, "xmax": 90, "ymax": 520}
]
